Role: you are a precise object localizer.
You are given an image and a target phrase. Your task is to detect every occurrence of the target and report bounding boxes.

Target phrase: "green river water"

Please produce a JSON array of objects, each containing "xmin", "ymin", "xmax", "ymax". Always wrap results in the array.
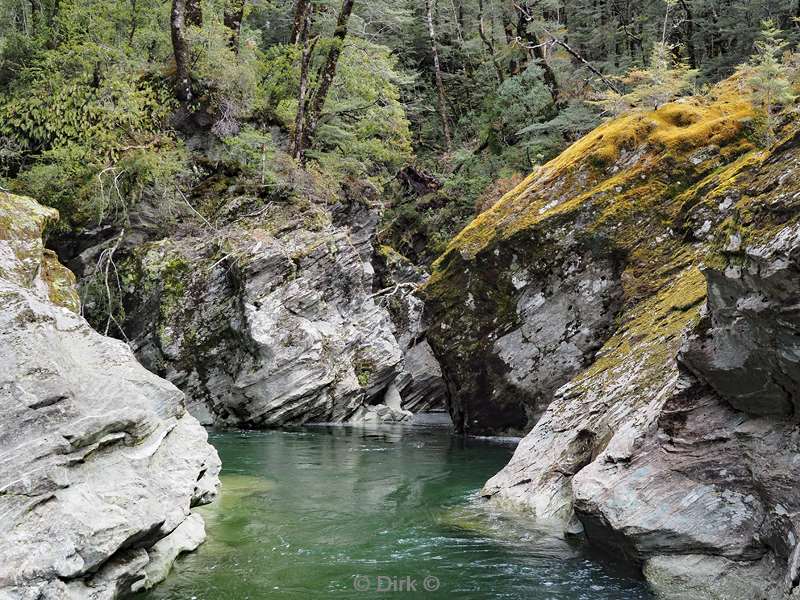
[{"xmin": 143, "ymin": 419, "xmax": 652, "ymax": 599}]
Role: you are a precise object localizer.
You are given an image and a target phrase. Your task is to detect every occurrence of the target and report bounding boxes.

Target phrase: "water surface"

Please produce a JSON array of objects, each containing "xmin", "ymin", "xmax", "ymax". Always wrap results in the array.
[{"xmin": 144, "ymin": 420, "xmax": 651, "ymax": 599}]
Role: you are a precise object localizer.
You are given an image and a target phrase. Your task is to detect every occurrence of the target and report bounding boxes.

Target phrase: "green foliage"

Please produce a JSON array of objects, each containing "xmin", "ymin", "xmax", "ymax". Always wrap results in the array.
[
  {"xmin": 599, "ymin": 43, "xmax": 698, "ymax": 114},
  {"xmin": 185, "ymin": 20, "xmax": 266, "ymax": 136},
  {"xmin": 221, "ymin": 125, "xmax": 280, "ymax": 184},
  {"xmin": 0, "ymin": 0, "xmax": 184, "ymax": 227},
  {"xmin": 309, "ymin": 38, "xmax": 411, "ymax": 183},
  {"xmin": 737, "ymin": 21, "xmax": 797, "ymax": 139},
  {"xmin": 1, "ymin": 0, "xmax": 798, "ymax": 249},
  {"xmin": 483, "ymin": 65, "xmax": 554, "ymax": 144},
  {"xmin": 13, "ymin": 142, "xmax": 188, "ymax": 230},
  {"xmin": 269, "ymin": 37, "xmax": 413, "ymax": 185}
]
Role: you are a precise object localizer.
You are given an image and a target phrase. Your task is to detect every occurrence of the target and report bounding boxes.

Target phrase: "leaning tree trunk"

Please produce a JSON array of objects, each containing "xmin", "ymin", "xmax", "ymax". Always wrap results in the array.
[
  {"xmin": 224, "ymin": 0, "xmax": 246, "ymax": 52},
  {"xmin": 426, "ymin": 0, "xmax": 452, "ymax": 152},
  {"xmin": 297, "ymin": 0, "xmax": 355, "ymax": 161}
]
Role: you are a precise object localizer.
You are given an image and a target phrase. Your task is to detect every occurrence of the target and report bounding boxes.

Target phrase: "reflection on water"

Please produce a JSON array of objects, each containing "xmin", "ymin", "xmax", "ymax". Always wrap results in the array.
[{"xmin": 143, "ymin": 421, "xmax": 652, "ymax": 599}]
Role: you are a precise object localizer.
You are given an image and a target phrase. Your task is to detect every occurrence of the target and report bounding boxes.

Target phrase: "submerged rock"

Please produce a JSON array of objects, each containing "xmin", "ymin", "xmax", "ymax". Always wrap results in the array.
[
  {"xmin": 425, "ymin": 85, "xmax": 800, "ymax": 597},
  {"xmin": 0, "ymin": 193, "xmax": 220, "ymax": 598}
]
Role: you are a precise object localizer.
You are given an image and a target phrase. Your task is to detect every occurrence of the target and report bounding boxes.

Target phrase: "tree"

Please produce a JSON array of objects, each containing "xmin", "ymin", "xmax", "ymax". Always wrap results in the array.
[
  {"xmin": 512, "ymin": 0, "xmax": 559, "ymax": 102},
  {"xmin": 739, "ymin": 20, "xmax": 796, "ymax": 140},
  {"xmin": 478, "ymin": 0, "xmax": 504, "ymax": 83},
  {"xmin": 289, "ymin": 0, "xmax": 315, "ymax": 159},
  {"xmin": 290, "ymin": 0, "xmax": 310, "ymax": 44},
  {"xmin": 426, "ymin": 0, "xmax": 452, "ymax": 151},
  {"xmin": 171, "ymin": 0, "xmax": 202, "ymax": 101},
  {"xmin": 599, "ymin": 42, "xmax": 697, "ymax": 114},
  {"xmin": 224, "ymin": 0, "xmax": 247, "ymax": 52},
  {"xmin": 292, "ymin": 0, "xmax": 356, "ymax": 161}
]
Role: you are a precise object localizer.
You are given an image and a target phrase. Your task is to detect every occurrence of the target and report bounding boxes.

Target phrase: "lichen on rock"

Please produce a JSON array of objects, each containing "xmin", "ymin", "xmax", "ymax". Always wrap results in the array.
[{"xmin": 423, "ymin": 82, "xmax": 800, "ymax": 598}]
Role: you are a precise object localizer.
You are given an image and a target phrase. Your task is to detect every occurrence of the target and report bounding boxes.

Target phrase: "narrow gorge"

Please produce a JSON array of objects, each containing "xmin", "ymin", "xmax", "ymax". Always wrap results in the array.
[{"xmin": 1, "ymin": 1, "xmax": 799, "ymax": 598}]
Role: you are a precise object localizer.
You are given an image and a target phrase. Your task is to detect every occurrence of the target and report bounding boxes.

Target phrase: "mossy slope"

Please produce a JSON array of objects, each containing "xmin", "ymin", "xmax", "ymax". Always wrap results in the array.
[{"xmin": 422, "ymin": 83, "xmax": 758, "ymax": 435}]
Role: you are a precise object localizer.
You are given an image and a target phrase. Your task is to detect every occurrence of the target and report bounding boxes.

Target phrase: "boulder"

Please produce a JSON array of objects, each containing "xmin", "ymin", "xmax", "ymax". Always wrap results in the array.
[{"xmin": 0, "ymin": 193, "xmax": 220, "ymax": 598}]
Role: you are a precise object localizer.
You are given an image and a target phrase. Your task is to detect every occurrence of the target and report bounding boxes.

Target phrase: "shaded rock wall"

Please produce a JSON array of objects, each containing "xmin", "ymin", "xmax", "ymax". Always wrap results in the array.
[{"xmin": 0, "ymin": 193, "xmax": 220, "ymax": 598}]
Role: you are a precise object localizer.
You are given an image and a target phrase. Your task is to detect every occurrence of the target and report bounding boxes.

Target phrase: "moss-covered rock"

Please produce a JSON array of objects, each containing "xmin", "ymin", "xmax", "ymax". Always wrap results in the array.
[
  {"xmin": 0, "ymin": 192, "xmax": 79, "ymax": 312},
  {"xmin": 423, "ymin": 86, "xmax": 755, "ymax": 436},
  {"xmin": 431, "ymin": 81, "xmax": 800, "ymax": 597}
]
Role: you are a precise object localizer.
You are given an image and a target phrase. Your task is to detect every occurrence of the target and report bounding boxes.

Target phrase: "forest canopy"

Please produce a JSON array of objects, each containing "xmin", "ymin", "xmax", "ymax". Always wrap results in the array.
[{"xmin": 0, "ymin": 0, "xmax": 798, "ymax": 237}]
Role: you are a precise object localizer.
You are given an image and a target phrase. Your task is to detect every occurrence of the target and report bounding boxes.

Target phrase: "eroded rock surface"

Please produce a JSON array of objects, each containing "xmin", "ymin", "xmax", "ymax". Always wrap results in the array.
[
  {"xmin": 0, "ymin": 193, "xmax": 220, "ymax": 599},
  {"xmin": 70, "ymin": 194, "xmax": 444, "ymax": 427}
]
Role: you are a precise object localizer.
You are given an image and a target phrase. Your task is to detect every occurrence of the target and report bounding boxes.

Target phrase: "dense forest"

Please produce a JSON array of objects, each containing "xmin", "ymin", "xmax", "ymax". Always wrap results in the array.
[{"xmin": 1, "ymin": 0, "xmax": 798, "ymax": 259}]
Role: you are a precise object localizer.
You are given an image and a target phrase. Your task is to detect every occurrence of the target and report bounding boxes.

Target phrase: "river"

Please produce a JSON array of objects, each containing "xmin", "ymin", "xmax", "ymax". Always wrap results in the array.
[{"xmin": 143, "ymin": 418, "xmax": 651, "ymax": 599}]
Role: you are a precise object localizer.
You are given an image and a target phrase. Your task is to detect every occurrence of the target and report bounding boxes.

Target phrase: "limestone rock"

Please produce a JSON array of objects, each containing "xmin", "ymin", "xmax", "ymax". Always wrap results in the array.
[{"xmin": 0, "ymin": 193, "xmax": 220, "ymax": 598}]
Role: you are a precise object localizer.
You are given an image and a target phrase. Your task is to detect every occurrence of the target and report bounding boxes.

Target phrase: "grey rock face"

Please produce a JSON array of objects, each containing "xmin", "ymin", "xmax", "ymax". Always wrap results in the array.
[
  {"xmin": 425, "ymin": 233, "xmax": 625, "ymax": 436},
  {"xmin": 373, "ymin": 246, "xmax": 448, "ymax": 414},
  {"xmin": 478, "ymin": 119, "xmax": 800, "ymax": 598},
  {"xmin": 681, "ymin": 223, "xmax": 800, "ymax": 417},
  {"xmin": 75, "ymin": 198, "xmax": 445, "ymax": 427},
  {"xmin": 489, "ymin": 251, "xmax": 623, "ymax": 427},
  {"xmin": 0, "ymin": 193, "xmax": 220, "ymax": 599}
]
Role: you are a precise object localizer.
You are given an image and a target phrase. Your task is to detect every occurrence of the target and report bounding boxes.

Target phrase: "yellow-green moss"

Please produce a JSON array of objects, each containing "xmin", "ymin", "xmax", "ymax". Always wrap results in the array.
[
  {"xmin": 432, "ymin": 90, "xmax": 753, "ymax": 269},
  {"xmin": 0, "ymin": 192, "xmax": 59, "ymax": 242},
  {"xmin": 41, "ymin": 250, "xmax": 80, "ymax": 313},
  {"xmin": 0, "ymin": 193, "xmax": 81, "ymax": 312},
  {"xmin": 577, "ymin": 266, "xmax": 706, "ymax": 389}
]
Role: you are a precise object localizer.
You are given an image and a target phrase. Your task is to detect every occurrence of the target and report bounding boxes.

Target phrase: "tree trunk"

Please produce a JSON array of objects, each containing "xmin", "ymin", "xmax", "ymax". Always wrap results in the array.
[
  {"xmin": 426, "ymin": 0, "xmax": 452, "ymax": 152},
  {"xmin": 171, "ymin": 0, "xmax": 201, "ymax": 101},
  {"xmin": 297, "ymin": 0, "xmax": 356, "ymax": 161},
  {"xmin": 290, "ymin": 0, "xmax": 309, "ymax": 44},
  {"xmin": 678, "ymin": 0, "xmax": 697, "ymax": 69},
  {"xmin": 224, "ymin": 0, "xmax": 246, "ymax": 52},
  {"xmin": 29, "ymin": 0, "xmax": 40, "ymax": 33},
  {"xmin": 290, "ymin": 0, "xmax": 315, "ymax": 160},
  {"xmin": 129, "ymin": 0, "xmax": 138, "ymax": 45},
  {"xmin": 171, "ymin": 0, "xmax": 191, "ymax": 101},
  {"xmin": 514, "ymin": 1, "xmax": 558, "ymax": 102},
  {"xmin": 478, "ymin": 0, "xmax": 504, "ymax": 83}
]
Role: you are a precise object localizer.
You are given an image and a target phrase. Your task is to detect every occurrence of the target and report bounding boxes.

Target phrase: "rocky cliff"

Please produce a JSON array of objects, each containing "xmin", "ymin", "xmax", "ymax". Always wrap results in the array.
[
  {"xmin": 424, "ymin": 83, "xmax": 800, "ymax": 598},
  {"xmin": 63, "ymin": 183, "xmax": 445, "ymax": 428},
  {"xmin": 0, "ymin": 193, "xmax": 220, "ymax": 598}
]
